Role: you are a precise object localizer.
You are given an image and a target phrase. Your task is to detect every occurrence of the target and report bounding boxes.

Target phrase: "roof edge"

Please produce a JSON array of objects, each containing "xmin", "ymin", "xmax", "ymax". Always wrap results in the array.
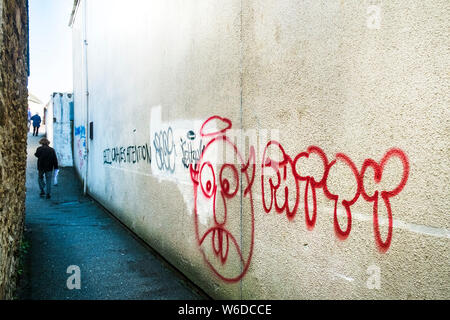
[{"xmin": 68, "ymin": 0, "xmax": 80, "ymax": 27}]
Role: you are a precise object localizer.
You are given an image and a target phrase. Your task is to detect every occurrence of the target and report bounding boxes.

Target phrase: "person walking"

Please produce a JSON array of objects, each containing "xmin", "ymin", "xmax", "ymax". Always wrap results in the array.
[
  {"xmin": 30, "ymin": 112, "xmax": 42, "ymax": 136},
  {"xmin": 35, "ymin": 138, "xmax": 59, "ymax": 199}
]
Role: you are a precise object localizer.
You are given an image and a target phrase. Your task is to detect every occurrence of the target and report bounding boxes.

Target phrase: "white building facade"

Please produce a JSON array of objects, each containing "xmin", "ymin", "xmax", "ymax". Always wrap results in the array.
[
  {"xmin": 45, "ymin": 92, "xmax": 74, "ymax": 167},
  {"xmin": 70, "ymin": 0, "xmax": 450, "ymax": 299}
]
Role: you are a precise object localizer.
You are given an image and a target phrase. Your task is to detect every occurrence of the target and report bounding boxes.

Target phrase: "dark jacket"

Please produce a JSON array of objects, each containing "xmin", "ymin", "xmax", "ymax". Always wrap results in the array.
[
  {"xmin": 35, "ymin": 145, "xmax": 59, "ymax": 172},
  {"xmin": 30, "ymin": 114, "xmax": 41, "ymax": 127}
]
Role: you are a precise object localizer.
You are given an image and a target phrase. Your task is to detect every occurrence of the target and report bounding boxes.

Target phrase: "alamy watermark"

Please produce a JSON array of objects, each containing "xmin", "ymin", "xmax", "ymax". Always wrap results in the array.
[
  {"xmin": 366, "ymin": 264, "xmax": 381, "ymax": 289},
  {"xmin": 66, "ymin": 265, "xmax": 81, "ymax": 290},
  {"xmin": 367, "ymin": 2, "xmax": 382, "ymax": 29}
]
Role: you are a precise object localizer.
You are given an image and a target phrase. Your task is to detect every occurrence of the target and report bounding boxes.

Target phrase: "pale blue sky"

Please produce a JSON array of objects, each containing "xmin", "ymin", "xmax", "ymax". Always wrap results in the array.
[{"xmin": 28, "ymin": 0, "xmax": 74, "ymax": 103}]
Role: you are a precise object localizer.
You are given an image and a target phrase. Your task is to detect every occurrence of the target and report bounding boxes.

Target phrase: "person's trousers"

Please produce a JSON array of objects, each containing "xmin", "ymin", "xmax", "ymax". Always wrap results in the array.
[
  {"xmin": 38, "ymin": 170, "xmax": 52, "ymax": 195},
  {"xmin": 33, "ymin": 126, "xmax": 40, "ymax": 136}
]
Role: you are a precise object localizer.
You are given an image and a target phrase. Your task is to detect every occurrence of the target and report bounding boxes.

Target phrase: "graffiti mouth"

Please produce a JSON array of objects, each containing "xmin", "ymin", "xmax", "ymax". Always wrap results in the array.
[
  {"xmin": 199, "ymin": 226, "xmax": 246, "ymax": 267},
  {"xmin": 212, "ymin": 228, "xmax": 229, "ymax": 264},
  {"xmin": 198, "ymin": 225, "xmax": 252, "ymax": 283}
]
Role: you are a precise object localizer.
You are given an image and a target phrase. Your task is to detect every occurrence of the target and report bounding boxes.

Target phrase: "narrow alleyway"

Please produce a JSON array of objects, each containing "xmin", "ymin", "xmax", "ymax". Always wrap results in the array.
[{"xmin": 20, "ymin": 132, "xmax": 205, "ymax": 300}]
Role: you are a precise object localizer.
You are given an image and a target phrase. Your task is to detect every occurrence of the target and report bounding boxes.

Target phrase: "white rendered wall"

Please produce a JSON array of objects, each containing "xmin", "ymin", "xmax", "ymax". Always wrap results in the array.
[{"xmin": 71, "ymin": 0, "xmax": 449, "ymax": 299}]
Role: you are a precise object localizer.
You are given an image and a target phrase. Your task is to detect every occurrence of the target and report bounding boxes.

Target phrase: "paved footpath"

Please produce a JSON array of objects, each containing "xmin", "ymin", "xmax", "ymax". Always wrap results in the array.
[{"xmin": 20, "ymin": 133, "xmax": 205, "ymax": 300}]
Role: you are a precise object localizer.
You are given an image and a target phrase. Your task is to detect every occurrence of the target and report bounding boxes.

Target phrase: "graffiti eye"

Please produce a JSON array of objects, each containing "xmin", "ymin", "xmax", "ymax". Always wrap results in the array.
[
  {"xmin": 220, "ymin": 164, "xmax": 239, "ymax": 198},
  {"xmin": 200, "ymin": 162, "xmax": 215, "ymax": 198}
]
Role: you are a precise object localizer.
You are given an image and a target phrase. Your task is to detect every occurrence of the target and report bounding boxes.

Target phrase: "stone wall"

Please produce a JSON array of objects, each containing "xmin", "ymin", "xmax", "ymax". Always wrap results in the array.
[{"xmin": 0, "ymin": 0, "xmax": 29, "ymax": 300}]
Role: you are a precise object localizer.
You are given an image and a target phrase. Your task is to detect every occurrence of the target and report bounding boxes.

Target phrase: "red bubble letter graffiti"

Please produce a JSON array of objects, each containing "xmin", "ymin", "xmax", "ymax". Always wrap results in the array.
[
  {"xmin": 293, "ymin": 146, "xmax": 329, "ymax": 230},
  {"xmin": 261, "ymin": 141, "xmax": 300, "ymax": 220},
  {"xmin": 360, "ymin": 148, "xmax": 409, "ymax": 252},
  {"xmin": 323, "ymin": 153, "xmax": 362, "ymax": 240},
  {"xmin": 189, "ymin": 116, "xmax": 410, "ymax": 283}
]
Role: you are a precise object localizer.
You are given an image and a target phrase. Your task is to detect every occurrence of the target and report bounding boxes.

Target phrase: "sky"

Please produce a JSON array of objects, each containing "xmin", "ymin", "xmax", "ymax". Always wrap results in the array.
[{"xmin": 28, "ymin": 0, "xmax": 74, "ymax": 104}]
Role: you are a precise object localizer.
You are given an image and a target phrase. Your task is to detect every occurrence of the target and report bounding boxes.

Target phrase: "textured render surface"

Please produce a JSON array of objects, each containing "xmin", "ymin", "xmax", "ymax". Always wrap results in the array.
[
  {"xmin": 0, "ymin": 0, "xmax": 28, "ymax": 299},
  {"xmin": 241, "ymin": 0, "xmax": 450, "ymax": 299},
  {"xmin": 243, "ymin": 1, "xmax": 450, "ymax": 299},
  {"xmin": 73, "ymin": 0, "xmax": 243, "ymax": 299},
  {"xmin": 71, "ymin": 0, "xmax": 84, "ymax": 178},
  {"xmin": 71, "ymin": 0, "xmax": 449, "ymax": 299}
]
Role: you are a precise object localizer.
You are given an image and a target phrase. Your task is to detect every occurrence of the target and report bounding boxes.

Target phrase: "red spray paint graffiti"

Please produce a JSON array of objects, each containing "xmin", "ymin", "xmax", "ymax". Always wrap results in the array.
[
  {"xmin": 190, "ymin": 116, "xmax": 410, "ymax": 281},
  {"xmin": 262, "ymin": 140, "xmax": 409, "ymax": 251},
  {"xmin": 322, "ymin": 153, "xmax": 362, "ymax": 240},
  {"xmin": 189, "ymin": 116, "xmax": 255, "ymax": 283},
  {"xmin": 293, "ymin": 146, "xmax": 329, "ymax": 230},
  {"xmin": 261, "ymin": 141, "xmax": 300, "ymax": 221},
  {"xmin": 360, "ymin": 148, "xmax": 409, "ymax": 252}
]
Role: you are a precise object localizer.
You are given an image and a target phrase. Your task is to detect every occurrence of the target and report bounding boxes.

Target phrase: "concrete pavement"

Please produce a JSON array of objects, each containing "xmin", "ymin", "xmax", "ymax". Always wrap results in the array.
[{"xmin": 21, "ymin": 132, "xmax": 206, "ymax": 300}]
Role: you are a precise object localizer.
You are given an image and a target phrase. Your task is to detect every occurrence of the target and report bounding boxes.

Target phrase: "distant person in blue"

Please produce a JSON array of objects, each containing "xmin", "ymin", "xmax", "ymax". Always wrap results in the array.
[{"xmin": 30, "ymin": 112, "xmax": 41, "ymax": 136}]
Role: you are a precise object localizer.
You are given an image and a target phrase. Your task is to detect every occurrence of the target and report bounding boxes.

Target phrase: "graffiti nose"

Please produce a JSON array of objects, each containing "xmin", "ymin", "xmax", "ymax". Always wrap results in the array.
[{"xmin": 214, "ymin": 193, "xmax": 227, "ymax": 225}]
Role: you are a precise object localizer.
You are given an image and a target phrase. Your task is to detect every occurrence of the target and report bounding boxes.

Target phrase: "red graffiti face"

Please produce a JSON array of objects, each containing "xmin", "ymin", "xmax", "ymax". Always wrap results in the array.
[
  {"xmin": 191, "ymin": 116, "xmax": 410, "ymax": 284},
  {"xmin": 190, "ymin": 118, "xmax": 255, "ymax": 283}
]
